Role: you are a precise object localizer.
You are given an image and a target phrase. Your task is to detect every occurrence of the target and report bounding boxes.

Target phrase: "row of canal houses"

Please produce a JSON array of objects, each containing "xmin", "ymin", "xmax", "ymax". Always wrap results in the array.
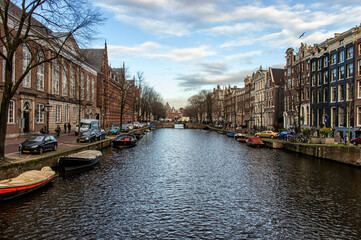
[
  {"xmin": 1, "ymin": 3, "xmax": 140, "ymax": 138},
  {"xmin": 212, "ymin": 24, "xmax": 361, "ymax": 140}
]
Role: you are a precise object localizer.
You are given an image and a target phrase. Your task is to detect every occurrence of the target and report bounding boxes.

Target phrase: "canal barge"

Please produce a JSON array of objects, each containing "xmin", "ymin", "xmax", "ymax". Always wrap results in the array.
[
  {"xmin": 0, "ymin": 166, "xmax": 55, "ymax": 200},
  {"xmin": 112, "ymin": 134, "xmax": 137, "ymax": 149},
  {"xmin": 58, "ymin": 150, "xmax": 102, "ymax": 171}
]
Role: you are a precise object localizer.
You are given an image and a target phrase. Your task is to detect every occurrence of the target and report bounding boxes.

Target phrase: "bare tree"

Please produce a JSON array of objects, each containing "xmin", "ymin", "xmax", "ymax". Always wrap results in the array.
[{"xmin": 0, "ymin": 0, "xmax": 103, "ymax": 162}]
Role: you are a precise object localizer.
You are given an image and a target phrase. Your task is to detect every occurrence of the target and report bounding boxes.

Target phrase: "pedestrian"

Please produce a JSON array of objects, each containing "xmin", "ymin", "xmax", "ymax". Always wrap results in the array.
[
  {"xmin": 64, "ymin": 123, "xmax": 67, "ymax": 133},
  {"xmin": 68, "ymin": 122, "xmax": 71, "ymax": 133},
  {"xmin": 55, "ymin": 125, "xmax": 61, "ymax": 137}
]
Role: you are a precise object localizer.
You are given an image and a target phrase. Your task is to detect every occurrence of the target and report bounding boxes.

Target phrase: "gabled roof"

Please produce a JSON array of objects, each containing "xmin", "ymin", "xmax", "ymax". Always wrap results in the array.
[
  {"xmin": 80, "ymin": 49, "xmax": 104, "ymax": 72},
  {"xmin": 269, "ymin": 68, "xmax": 285, "ymax": 85}
]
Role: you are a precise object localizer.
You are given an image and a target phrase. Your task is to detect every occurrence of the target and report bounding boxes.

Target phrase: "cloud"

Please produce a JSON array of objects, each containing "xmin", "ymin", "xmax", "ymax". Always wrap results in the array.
[
  {"xmin": 108, "ymin": 42, "xmax": 215, "ymax": 61},
  {"xmin": 176, "ymin": 69, "xmax": 254, "ymax": 88}
]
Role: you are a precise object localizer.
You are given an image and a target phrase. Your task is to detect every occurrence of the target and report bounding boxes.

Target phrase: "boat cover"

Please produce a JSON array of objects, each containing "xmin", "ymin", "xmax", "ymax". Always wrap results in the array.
[
  {"xmin": 66, "ymin": 150, "xmax": 102, "ymax": 160},
  {"xmin": 0, "ymin": 166, "xmax": 55, "ymax": 188}
]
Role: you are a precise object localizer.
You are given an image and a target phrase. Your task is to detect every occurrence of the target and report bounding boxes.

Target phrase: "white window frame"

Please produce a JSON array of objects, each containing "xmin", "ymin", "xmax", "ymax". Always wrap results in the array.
[
  {"xmin": 65, "ymin": 106, "xmax": 69, "ymax": 122},
  {"xmin": 53, "ymin": 59, "xmax": 59, "ymax": 94},
  {"xmin": 8, "ymin": 100, "xmax": 15, "ymax": 124},
  {"xmin": 63, "ymin": 64, "xmax": 68, "ymax": 96},
  {"xmin": 71, "ymin": 66, "xmax": 75, "ymax": 98},
  {"xmin": 22, "ymin": 45, "xmax": 31, "ymax": 88},
  {"xmin": 73, "ymin": 106, "xmax": 77, "ymax": 123},
  {"xmin": 36, "ymin": 103, "xmax": 44, "ymax": 123},
  {"xmin": 86, "ymin": 75, "xmax": 90, "ymax": 101},
  {"xmin": 92, "ymin": 77, "xmax": 95, "ymax": 103},
  {"xmin": 56, "ymin": 105, "xmax": 61, "ymax": 123}
]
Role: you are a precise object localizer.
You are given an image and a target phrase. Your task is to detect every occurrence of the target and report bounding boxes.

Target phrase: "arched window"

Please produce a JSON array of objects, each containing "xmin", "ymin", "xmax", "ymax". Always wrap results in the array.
[{"xmin": 22, "ymin": 45, "xmax": 31, "ymax": 88}]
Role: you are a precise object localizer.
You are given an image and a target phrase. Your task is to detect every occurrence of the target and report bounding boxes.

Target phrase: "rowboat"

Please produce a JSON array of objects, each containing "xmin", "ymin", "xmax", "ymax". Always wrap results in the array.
[
  {"xmin": 246, "ymin": 136, "xmax": 265, "ymax": 147},
  {"xmin": 0, "ymin": 166, "xmax": 55, "ymax": 200},
  {"xmin": 112, "ymin": 134, "xmax": 137, "ymax": 149},
  {"xmin": 58, "ymin": 150, "xmax": 102, "ymax": 171},
  {"xmin": 235, "ymin": 133, "xmax": 247, "ymax": 142}
]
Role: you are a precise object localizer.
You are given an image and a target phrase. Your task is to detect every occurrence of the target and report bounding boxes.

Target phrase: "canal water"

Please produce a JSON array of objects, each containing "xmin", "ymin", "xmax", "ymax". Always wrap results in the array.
[{"xmin": 2, "ymin": 129, "xmax": 361, "ymax": 239}]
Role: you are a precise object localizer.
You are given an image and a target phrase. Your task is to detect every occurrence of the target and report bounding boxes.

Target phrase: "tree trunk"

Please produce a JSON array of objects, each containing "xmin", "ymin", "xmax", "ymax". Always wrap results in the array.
[{"xmin": 0, "ymin": 97, "xmax": 11, "ymax": 163}]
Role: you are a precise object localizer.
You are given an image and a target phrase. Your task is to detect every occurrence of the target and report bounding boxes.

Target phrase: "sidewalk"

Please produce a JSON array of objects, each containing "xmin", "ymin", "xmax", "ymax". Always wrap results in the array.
[{"xmin": 5, "ymin": 132, "xmax": 79, "ymax": 155}]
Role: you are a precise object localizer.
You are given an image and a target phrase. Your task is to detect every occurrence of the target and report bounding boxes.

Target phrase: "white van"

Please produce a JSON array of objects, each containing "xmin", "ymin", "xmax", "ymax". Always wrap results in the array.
[{"xmin": 75, "ymin": 119, "xmax": 99, "ymax": 135}]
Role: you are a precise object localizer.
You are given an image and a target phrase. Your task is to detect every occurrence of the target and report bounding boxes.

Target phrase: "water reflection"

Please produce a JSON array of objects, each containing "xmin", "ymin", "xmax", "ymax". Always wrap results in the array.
[{"xmin": 1, "ymin": 129, "xmax": 361, "ymax": 239}]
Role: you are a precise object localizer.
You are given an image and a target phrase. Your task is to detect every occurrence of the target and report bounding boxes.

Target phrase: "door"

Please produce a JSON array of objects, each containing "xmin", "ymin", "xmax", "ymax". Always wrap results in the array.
[{"xmin": 23, "ymin": 111, "xmax": 29, "ymax": 133}]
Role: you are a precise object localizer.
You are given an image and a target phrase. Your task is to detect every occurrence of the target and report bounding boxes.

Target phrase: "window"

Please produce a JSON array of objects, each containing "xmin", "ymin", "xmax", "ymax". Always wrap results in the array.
[
  {"xmin": 331, "ymin": 86, "xmax": 336, "ymax": 102},
  {"xmin": 347, "ymin": 47, "xmax": 354, "ymax": 59},
  {"xmin": 287, "ymin": 67, "xmax": 291, "ymax": 76},
  {"xmin": 73, "ymin": 107, "xmax": 77, "ymax": 123},
  {"xmin": 86, "ymin": 75, "xmax": 90, "ymax": 101},
  {"xmin": 312, "ymin": 61, "xmax": 316, "ymax": 71},
  {"xmin": 340, "ymin": 39, "xmax": 344, "ymax": 45},
  {"xmin": 359, "ymin": 81, "xmax": 361, "ymax": 98},
  {"xmin": 338, "ymin": 51, "xmax": 344, "ymax": 63},
  {"xmin": 358, "ymin": 106, "xmax": 361, "ymax": 126},
  {"xmin": 318, "ymin": 59, "xmax": 322, "ymax": 70},
  {"xmin": 311, "ymin": 90, "xmax": 315, "ymax": 104},
  {"xmin": 318, "ymin": 73, "xmax": 322, "ymax": 86},
  {"xmin": 65, "ymin": 106, "xmax": 69, "ymax": 122},
  {"xmin": 53, "ymin": 59, "xmax": 59, "ymax": 94},
  {"xmin": 324, "ymin": 56, "xmax": 328, "ymax": 67},
  {"xmin": 323, "ymin": 71, "xmax": 328, "ymax": 84},
  {"xmin": 338, "ymin": 84, "xmax": 345, "ymax": 101},
  {"xmin": 92, "ymin": 77, "xmax": 95, "ymax": 103},
  {"xmin": 8, "ymin": 100, "xmax": 14, "ymax": 123},
  {"xmin": 56, "ymin": 105, "xmax": 61, "ymax": 123},
  {"xmin": 81, "ymin": 72, "xmax": 84, "ymax": 100},
  {"xmin": 358, "ymin": 60, "xmax": 361, "ymax": 76},
  {"xmin": 37, "ymin": 52, "xmax": 44, "ymax": 91},
  {"xmin": 331, "ymin": 54, "xmax": 337, "ymax": 64},
  {"xmin": 339, "ymin": 107, "xmax": 344, "ymax": 127},
  {"xmin": 331, "ymin": 69, "xmax": 337, "ymax": 81},
  {"xmin": 22, "ymin": 45, "xmax": 31, "ymax": 88},
  {"xmin": 347, "ymin": 63, "xmax": 353, "ymax": 78},
  {"xmin": 347, "ymin": 83, "xmax": 351, "ymax": 100},
  {"xmin": 338, "ymin": 66, "xmax": 345, "ymax": 79},
  {"xmin": 317, "ymin": 89, "xmax": 322, "ymax": 103},
  {"xmin": 71, "ymin": 66, "xmax": 75, "ymax": 98},
  {"xmin": 323, "ymin": 87, "xmax": 328, "ymax": 102},
  {"xmin": 312, "ymin": 75, "xmax": 316, "ymax": 86},
  {"xmin": 63, "ymin": 64, "xmax": 68, "ymax": 96},
  {"xmin": 36, "ymin": 103, "xmax": 44, "ymax": 123}
]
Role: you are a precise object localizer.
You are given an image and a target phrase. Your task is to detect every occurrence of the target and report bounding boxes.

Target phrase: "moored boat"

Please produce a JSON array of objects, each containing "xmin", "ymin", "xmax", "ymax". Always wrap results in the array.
[
  {"xmin": 113, "ymin": 134, "xmax": 137, "ymax": 149},
  {"xmin": 227, "ymin": 132, "xmax": 235, "ymax": 138},
  {"xmin": 246, "ymin": 136, "xmax": 264, "ymax": 147},
  {"xmin": 58, "ymin": 150, "xmax": 102, "ymax": 171},
  {"xmin": 235, "ymin": 133, "xmax": 247, "ymax": 143},
  {"xmin": 0, "ymin": 166, "xmax": 55, "ymax": 200}
]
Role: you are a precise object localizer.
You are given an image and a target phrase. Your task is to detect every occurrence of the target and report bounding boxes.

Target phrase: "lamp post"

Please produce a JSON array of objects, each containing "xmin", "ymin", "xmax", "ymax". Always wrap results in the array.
[{"xmin": 42, "ymin": 103, "xmax": 52, "ymax": 134}]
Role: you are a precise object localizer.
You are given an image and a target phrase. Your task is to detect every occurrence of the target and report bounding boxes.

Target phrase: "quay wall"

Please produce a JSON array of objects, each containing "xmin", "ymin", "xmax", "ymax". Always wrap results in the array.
[
  {"xmin": 0, "ymin": 139, "xmax": 111, "ymax": 179},
  {"xmin": 263, "ymin": 139, "xmax": 361, "ymax": 167}
]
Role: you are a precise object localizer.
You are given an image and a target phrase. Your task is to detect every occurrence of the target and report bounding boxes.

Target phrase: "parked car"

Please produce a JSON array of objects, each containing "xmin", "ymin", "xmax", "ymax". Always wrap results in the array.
[
  {"xmin": 121, "ymin": 124, "xmax": 129, "ymax": 132},
  {"xmin": 93, "ymin": 129, "xmax": 106, "ymax": 140},
  {"xmin": 350, "ymin": 137, "xmax": 361, "ymax": 145},
  {"xmin": 19, "ymin": 134, "xmax": 57, "ymax": 155},
  {"xmin": 133, "ymin": 122, "xmax": 140, "ymax": 129},
  {"xmin": 278, "ymin": 131, "xmax": 295, "ymax": 141},
  {"xmin": 127, "ymin": 124, "xmax": 134, "ymax": 131},
  {"xmin": 108, "ymin": 126, "xmax": 120, "ymax": 135},
  {"xmin": 255, "ymin": 130, "xmax": 279, "ymax": 138},
  {"xmin": 78, "ymin": 130, "xmax": 97, "ymax": 143}
]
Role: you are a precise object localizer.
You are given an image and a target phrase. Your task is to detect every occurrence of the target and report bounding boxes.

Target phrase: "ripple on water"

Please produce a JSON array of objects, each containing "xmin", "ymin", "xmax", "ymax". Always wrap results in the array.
[{"xmin": 1, "ymin": 129, "xmax": 361, "ymax": 239}]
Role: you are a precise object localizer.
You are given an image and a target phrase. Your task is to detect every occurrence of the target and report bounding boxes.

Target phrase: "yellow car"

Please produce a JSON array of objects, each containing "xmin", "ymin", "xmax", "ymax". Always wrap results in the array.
[{"xmin": 255, "ymin": 130, "xmax": 278, "ymax": 138}]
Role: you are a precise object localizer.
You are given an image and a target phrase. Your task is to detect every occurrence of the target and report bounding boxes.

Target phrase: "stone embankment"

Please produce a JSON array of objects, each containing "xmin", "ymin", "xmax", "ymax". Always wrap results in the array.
[
  {"xmin": 0, "ymin": 128, "xmax": 146, "ymax": 179},
  {"xmin": 208, "ymin": 125, "xmax": 361, "ymax": 167}
]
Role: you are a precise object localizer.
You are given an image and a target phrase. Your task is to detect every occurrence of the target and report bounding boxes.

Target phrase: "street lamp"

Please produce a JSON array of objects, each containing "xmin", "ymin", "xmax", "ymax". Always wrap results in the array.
[{"xmin": 42, "ymin": 103, "xmax": 52, "ymax": 134}]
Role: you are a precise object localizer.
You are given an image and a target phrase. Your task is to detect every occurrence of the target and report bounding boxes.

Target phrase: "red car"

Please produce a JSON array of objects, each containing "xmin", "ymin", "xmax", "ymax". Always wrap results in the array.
[{"xmin": 350, "ymin": 137, "xmax": 361, "ymax": 145}]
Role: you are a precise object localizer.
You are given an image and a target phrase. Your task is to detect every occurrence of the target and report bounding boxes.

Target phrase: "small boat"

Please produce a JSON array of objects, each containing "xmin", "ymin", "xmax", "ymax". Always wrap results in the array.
[
  {"xmin": 149, "ymin": 125, "xmax": 156, "ymax": 130},
  {"xmin": 246, "ymin": 136, "xmax": 265, "ymax": 147},
  {"xmin": 235, "ymin": 133, "xmax": 247, "ymax": 142},
  {"xmin": 113, "ymin": 134, "xmax": 137, "ymax": 149},
  {"xmin": 58, "ymin": 150, "xmax": 102, "ymax": 171},
  {"xmin": 203, "ymin": 126, "xmax": 209, "ymax": 130},
  {"xmin": 0, "ymin": 166, "xmax": 55, "ymax": 200},
  {"xmin": 134, "ymin": 132, "xmax": 144, "ymax": 140},
  {"xmin": 227, "ymin": 132, "xmax": 235, "ymax": 138}
]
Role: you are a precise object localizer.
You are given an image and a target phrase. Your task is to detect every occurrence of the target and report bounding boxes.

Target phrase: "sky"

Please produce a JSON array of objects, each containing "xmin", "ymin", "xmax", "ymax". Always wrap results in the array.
[{"xmin": 90, "ymin": 0, "xmax": 361, "ymax": 109}]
